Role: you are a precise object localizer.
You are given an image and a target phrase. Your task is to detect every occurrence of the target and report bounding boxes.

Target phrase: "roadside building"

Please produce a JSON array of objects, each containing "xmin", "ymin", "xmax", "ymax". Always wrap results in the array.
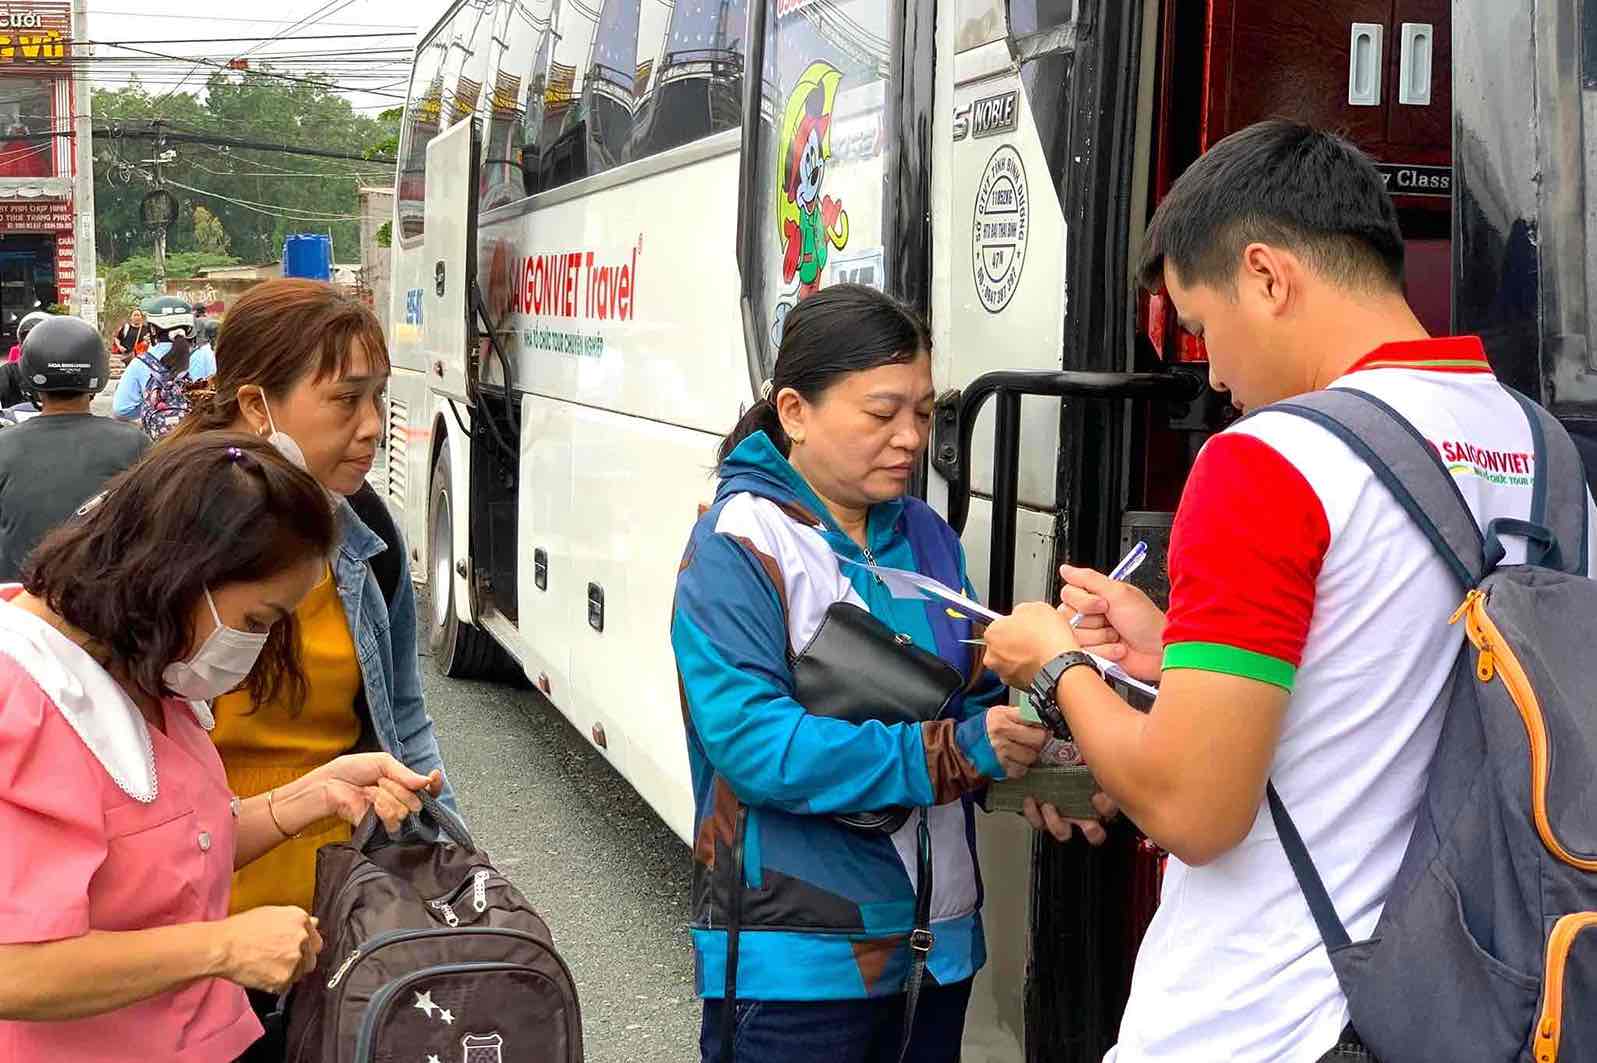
[{"xmin": 0, "ymin": 0, "xmax": 95, "ymax": 345}]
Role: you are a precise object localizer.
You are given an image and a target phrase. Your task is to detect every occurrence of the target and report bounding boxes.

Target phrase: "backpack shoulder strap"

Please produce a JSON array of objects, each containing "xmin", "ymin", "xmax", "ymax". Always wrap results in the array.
[
  {"xmin": 347, "ymin": 482, "xmax": 404, "ymax": 609},
  {"xmin": 1263, "ymin": 387, "xmax": 1486, "ymax": 590},
  {"xmin": 1505, "ymin": 388, "xmax": 1589, "ymax": 576}
]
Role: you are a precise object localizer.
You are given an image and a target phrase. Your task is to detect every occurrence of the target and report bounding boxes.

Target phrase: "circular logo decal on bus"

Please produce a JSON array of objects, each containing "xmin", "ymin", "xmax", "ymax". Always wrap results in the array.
[{"xmin": 972, "ymin": 145, "xmax": 1029, "ymax": 313}]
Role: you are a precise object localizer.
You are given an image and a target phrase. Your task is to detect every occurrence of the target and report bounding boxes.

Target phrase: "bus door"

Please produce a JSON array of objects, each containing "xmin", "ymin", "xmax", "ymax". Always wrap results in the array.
[
  {"xmin": 423, "ymin": 117, "xmax": 481, "ymax": 404},
  {"xmin": 930, "ymin": 3, "xmax": 1215, "ymax": 1059}
]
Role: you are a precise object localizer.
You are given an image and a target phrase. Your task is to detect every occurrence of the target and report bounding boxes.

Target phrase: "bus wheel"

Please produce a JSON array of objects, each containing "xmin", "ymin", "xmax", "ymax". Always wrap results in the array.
[{"xmin": 428, "ymin": 446, "xmax": 504, "ymax": 678}]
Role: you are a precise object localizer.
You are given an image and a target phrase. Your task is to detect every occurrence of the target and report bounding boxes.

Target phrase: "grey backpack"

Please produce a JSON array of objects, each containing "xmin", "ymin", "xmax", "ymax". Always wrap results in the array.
[{"xmin": 1264, "ymin": 387, "xmax": 1597, "ymax": 1063}]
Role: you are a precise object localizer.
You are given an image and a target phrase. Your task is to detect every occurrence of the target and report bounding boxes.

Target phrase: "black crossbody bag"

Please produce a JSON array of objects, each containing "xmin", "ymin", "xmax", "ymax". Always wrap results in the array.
[{"xmin": 721, "ymin": 601, "xmax": 964, "ymax": 1063}]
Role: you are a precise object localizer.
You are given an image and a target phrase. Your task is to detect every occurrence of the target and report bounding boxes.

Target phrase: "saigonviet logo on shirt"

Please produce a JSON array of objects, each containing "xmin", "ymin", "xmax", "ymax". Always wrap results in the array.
[{"xmin": 1432, "ymin": 438, "xmax": 1535, "ymax": 488}]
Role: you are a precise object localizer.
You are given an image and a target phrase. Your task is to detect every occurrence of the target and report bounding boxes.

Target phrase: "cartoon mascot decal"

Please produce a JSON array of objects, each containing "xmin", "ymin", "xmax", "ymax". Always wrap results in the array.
[{"xmin": 771, "ymin": 60, "xmax": 849, "ymax": 343}]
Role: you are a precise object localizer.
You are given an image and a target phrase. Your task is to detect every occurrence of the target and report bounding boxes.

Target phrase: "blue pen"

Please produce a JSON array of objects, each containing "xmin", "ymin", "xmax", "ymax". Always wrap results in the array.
[{"xmin": 1067, "ymin": 539, "xmax": 1148, "ymax": 627}]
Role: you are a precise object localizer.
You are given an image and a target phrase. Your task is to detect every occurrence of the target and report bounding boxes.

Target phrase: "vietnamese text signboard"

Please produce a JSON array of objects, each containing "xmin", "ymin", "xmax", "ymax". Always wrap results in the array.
[
  {"xmin": 0, "ymin": 4, "xmax": 70, "ymax": 62},
  {"xmin": 0, "ymin": 197, "xmax": 72, "ymax": 231}
]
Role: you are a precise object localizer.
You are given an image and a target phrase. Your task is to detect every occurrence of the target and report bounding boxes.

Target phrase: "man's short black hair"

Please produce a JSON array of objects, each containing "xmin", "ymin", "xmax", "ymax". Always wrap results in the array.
[{"xmin": 1138, "ymin": 120, "xmax": 1405, "ymax": 294}]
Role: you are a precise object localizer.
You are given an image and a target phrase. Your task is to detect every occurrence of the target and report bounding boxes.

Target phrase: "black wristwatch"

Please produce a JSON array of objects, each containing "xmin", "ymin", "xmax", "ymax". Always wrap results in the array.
[{"xmin": 1028, "ymin": 651, "xmax": 1102, "ymax": 738}]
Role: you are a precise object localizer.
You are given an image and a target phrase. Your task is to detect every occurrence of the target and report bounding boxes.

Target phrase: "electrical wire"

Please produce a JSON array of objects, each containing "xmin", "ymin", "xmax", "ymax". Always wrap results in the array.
[
  {"xmin": 164, "ymin": 177, "xmax": 364, "ymax": 221},
  {"xmin": 78, "ymin": 32, "xmax": 413, "ymax": 46},
  {"xmin": 107, "ymin": 44, "xmax": 409, "ymax": 99}
]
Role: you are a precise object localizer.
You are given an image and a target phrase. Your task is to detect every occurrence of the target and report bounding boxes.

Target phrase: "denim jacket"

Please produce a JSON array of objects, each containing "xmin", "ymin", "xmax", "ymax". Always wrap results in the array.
[{"xmin": 333, "ymin": 497, "xmax": 458, "ymax": 814}]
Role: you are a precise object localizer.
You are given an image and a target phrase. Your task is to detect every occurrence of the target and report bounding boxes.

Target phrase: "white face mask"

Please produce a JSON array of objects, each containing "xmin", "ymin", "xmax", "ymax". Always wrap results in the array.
[
  {"xmin": 262, "ymin": 395, "xmax": 308, "ymax": 472},
  {"xmin": 162, "ymin": 586, "xmax": 270, "ymax": 701}
]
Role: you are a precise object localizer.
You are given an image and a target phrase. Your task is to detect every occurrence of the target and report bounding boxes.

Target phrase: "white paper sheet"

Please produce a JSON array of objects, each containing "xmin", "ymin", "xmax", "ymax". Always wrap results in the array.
[{"xmin": 848, "ymin": 560, "xmax": 1159, "ymax": 697}]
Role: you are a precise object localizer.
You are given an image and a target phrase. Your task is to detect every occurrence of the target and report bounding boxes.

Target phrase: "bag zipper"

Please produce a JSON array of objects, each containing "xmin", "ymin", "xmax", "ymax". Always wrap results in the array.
[
  {"xmin": 327, "ymin": 925, "xmax": 543, "ymax": 989},
  {"xmin": 428, "ymin": 868, "xmax": 502, "ymax": 927},
  {"xmin": 353, "ymin": 961, "xmax": 571, "ymax": 1063},
  {"xmin": 1450, "ymin": 590, "xmax": 1597, "ymax": 871},
  {"xmin": 1532, "ymin": 911, "xmax": 1597, "ymax": 1062},
  {"xmin": 321, "ymin": 927, "xmax": 568, "ymax": 1061}
]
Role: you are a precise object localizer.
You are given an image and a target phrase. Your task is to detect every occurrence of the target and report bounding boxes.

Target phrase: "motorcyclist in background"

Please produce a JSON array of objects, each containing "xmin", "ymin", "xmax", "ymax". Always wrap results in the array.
[
  {"xmin": 0, "ymin": 312, "xmax": 53, "ymax": 413},
  {"xmin": 0, "ymin": 317, "xmax": 150, "ymax": 580}
]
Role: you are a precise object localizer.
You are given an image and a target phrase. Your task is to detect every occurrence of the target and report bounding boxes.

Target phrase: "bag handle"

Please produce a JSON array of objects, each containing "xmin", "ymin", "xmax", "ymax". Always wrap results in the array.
[{"xmin": 352, "ymin": 787, "xmax": 476, "ymax": 854}]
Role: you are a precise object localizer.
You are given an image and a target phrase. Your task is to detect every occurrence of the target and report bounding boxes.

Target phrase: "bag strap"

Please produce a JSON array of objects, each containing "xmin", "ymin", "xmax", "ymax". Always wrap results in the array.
[
  {"xmin": 352, "ymin": 787, "xmax": 476, "ymax": 854},
  {"xmin": 1502, "ymin": 388, "xmax": 1589, "ymax": 576},
  {"xmin": 1259, "ymin": 383, "xmax": 1591, "ymax": 963},
  {"xmin": 895, "ymin": 808, "xmax": 936, "ymax": 1063},
  {"xmin": 899, "ymin": 501, "xmax": 972, "ymax": 677},
  {"xmin": 1266, "ymin": 782, "xmax": 1351, "ymax": 949},
  {"xmin": 719, "ymin": 806, "xmax": 748, "ymax": 1061},
  {"xmin": 348, "ymin": 482, "xmax": 405, "ymax": 610},
  {"xmin": 1257, "ymin": 387, "xmax": 1485, "ymax": 959},
  {"xmin": 1266, "ymin": 387, "xmax": 1485, "ymax": 589}
]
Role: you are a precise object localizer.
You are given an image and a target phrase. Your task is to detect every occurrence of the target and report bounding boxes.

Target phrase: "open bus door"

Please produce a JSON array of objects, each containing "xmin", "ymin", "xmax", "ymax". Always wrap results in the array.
[
  {"xmin": 418, "ymin": 114, "xmax": 521, "ymax": 666},
  {"xmin": 423, "ymin": 117, "xmax": 481, "ymax": 404}
]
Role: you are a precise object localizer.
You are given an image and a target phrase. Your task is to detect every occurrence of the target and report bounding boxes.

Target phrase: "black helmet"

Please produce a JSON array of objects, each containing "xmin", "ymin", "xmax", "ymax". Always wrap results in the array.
[
  {"xmin": 21, "ymin": 316, "xmax": 108, "ymax": 395},
  {"xmin": 15, "ymin": 310, "xmax": 49, "ymax": 345}
]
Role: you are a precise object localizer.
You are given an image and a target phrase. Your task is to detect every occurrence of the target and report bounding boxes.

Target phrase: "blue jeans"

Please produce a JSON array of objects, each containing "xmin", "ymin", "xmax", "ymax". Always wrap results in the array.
[{"xmin": 699, "ymin": 979, "xmax": 974, "ymax": 1063}]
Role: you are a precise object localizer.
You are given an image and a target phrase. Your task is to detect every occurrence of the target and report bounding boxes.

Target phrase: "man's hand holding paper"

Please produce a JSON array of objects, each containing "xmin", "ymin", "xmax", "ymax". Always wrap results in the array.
[{"xmin": 1059, "ymin": 563, "xmax": 1167, "ymax": 682}]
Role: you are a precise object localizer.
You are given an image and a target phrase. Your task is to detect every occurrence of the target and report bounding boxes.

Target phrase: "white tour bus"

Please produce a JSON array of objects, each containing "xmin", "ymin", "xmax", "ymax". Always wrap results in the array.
[{"xmin": 384, "ymin": 0, "xmax": 1585, "ymax": 1057}]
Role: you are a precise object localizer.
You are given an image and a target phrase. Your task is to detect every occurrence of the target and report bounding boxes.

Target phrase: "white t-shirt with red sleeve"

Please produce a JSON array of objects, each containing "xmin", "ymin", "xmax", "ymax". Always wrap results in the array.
[{"xmin": 1108, "ymin": 337, "xmax": 1597, "ymax": 1063}]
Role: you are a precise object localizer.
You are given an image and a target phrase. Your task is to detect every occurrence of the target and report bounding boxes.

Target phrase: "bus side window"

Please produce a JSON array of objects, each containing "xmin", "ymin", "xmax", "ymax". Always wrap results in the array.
[
  {"xmin": 480, "ymin": 0, "xmax": 548, "ymax": 212},
  {"xmin": 625, "ymin": 0, "xmax": 747, "ymax": 161},
  {"xmin": 397, "ymin": 37, "xmax": 448, "ymax": 243},
  {"xmin": 583, "ymin": 1, "xmax": 644, "ymax": 174},
  {"xmin": 398, "ymin": 3, "xmax": 492, "ymax": 241}
]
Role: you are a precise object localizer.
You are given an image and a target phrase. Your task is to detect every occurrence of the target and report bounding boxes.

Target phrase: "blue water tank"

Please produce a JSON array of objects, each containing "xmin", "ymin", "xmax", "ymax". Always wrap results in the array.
[{"xmin": 282, "ymin": 233, "xmax": 333, "ymax": 281}]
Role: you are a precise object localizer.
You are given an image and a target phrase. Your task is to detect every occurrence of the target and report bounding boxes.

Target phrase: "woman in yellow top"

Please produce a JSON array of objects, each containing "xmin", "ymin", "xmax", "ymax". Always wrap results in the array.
[{"xmin": 169, "ymin": 279, "xmax": 456, "ymax": 1059}]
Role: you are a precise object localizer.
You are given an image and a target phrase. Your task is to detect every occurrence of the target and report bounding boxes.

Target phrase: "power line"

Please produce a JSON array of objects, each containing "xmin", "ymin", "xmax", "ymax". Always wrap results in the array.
[
  {"xmin": 85, "ymin": 7, "xmax": 415, "ymax": 29},
  {"xmin": 108, "ymin": 43, "xmax": 409, "ymax": 99},
  {"xmin": 95, "ymin": 123, "xmax": 397, "ymax": 165},
  {"xmin": 164, "ymin": 177, "xmax": 364, "ymax": 221},
  {"xmin": 80, "ymin": 32, "xmax": 413, "ymax": 46}
]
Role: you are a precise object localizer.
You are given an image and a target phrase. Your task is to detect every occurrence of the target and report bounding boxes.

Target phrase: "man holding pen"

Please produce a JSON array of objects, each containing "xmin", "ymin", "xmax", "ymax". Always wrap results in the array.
[{"xmin": 982, "ymin": 120, "xmax": 1597, "ymax": 1062}]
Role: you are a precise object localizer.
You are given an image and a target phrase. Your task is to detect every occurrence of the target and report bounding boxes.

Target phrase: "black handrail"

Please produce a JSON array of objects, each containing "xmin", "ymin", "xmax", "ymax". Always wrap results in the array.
[{"xmin": 932, "ymin": 369, "xmax": 1201, "ymax": 611}]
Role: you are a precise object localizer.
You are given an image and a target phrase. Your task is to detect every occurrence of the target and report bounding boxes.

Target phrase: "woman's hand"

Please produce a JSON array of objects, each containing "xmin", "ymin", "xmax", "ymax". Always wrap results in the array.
[
  {"xmin": 1024, "ymin": 791, "xmax": 1120, "ymax": 845},
  {"xmin": 216, "ymin": 907, "xmax": 322, "ymax": 992},
  {"xmin": 1059, "ymin": 564, "xmax": 1167, "ymax": 682},
  {"xmin": 985, "ymin": 706, "xmax": 1049, "ymax": 779},
  {"xmin": 308, "ymin": 753, "xmax": 444, "ymax": 833}
]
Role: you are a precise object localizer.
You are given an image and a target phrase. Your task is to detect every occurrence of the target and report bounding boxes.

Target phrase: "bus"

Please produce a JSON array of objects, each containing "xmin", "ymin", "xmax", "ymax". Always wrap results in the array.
[{"xmin": 383, "ymin": 1, "xmax": 1597, "ymax": 1057}]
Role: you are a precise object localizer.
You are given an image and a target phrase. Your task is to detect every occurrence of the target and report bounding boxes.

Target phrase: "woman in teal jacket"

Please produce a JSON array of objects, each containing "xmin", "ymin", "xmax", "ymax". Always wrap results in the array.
[{"xmin": 674, "ymin": 285, "xmax": 1067, "ymax": 1063}]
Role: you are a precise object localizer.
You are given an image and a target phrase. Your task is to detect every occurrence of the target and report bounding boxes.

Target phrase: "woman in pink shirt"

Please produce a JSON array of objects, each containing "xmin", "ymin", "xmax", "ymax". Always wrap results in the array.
[{"xmin": 0, "ymin": 432, "xmax": 443, "ymax": 1063}]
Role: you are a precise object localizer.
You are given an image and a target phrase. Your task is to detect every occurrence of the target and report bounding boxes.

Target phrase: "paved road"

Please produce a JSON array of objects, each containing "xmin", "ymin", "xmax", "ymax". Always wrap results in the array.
[{"xmin": 416, "ymin": 594, "xmax": 700, "ymax": 1063}]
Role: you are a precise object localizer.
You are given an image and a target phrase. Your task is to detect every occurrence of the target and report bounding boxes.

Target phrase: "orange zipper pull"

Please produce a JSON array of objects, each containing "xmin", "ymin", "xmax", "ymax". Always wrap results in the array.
[
  {"xmin": 1449, "ymin": 591, "xmax": 1496, "ymax": 680},
  {"xmin": 1477, "ymin": 647, "xmax": 1496, "ymax": 682},
  {"xmin": 1449, "ymin": 589, "xmax": 1484, "ymax": 627}
]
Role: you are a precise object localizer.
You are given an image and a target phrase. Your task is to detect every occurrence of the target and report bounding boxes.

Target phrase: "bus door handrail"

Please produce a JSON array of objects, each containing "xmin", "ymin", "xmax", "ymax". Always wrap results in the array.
[{"xmin": 931, "ymin": 370, "xmax": 1202, "ymax": 612}]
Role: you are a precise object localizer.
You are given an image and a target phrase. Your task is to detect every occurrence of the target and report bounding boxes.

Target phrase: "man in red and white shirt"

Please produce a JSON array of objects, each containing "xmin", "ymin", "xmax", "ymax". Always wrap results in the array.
[{"xmin": 982, "ymin": 120, "xmax": 1597, "ymax": 1063}]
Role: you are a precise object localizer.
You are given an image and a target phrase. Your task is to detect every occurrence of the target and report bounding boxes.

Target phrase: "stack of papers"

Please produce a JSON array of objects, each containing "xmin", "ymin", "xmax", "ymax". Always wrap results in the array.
[{"xmin": 848, "ymin": 561, "xmax": 1159, "ymax": 697}]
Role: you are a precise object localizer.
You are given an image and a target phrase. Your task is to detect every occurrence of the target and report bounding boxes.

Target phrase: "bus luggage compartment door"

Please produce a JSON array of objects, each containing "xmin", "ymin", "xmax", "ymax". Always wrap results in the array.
[{"xmin": 422, "ymin": 117, "xmax": 481, "ymax": 404}]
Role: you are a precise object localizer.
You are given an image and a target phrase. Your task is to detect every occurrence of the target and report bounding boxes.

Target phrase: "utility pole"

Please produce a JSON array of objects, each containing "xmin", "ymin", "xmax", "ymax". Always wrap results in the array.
[
  {"xmin": 152, "ymin": 121, "xmax": 167, "ymax": 285},
  {"xmin": 70, "ymin": 0, "xmax": 97, "ymax": 327}
]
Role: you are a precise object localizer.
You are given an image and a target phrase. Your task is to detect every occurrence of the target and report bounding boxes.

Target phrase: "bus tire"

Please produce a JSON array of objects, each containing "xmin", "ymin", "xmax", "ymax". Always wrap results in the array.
[{"xmin": 428, "ymin": 446, "xmax": 503, "ymax": 678}]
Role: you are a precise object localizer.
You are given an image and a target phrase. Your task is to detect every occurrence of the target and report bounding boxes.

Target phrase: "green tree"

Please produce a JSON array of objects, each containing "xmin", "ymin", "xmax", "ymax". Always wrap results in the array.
[
  {"xmin": 192, "ymin": 205, "xmax": 230, "ymax": 256},
  {"xmin": 91, "ymin": 71, "xmax": 397, "ymax": 268}
]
